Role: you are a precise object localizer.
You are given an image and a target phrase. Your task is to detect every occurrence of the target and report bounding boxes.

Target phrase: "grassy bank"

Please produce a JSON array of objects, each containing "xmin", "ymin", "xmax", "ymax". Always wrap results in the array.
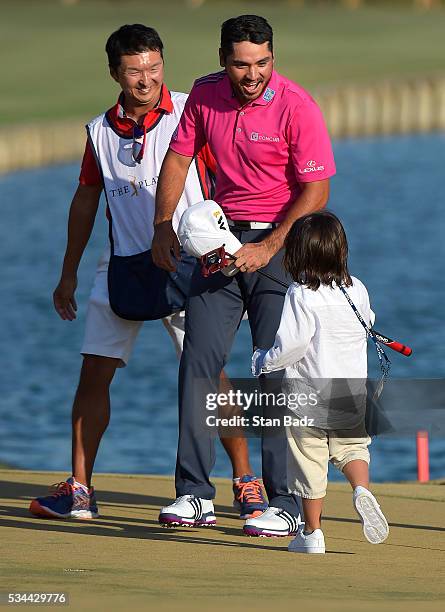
[
  {"xmin": 2, "ymin": 0, "xmax": 445, "ymax": 125},
  {"xmin": 1, "ymin": 470, "xmax": 444, "ymax": 611}
]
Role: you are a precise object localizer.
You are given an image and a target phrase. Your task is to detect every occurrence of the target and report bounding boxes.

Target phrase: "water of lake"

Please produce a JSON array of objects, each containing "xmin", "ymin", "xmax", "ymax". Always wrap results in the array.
[{"xmin": 1, "ymin": 133, "xmax": 444, "ymax": 482}]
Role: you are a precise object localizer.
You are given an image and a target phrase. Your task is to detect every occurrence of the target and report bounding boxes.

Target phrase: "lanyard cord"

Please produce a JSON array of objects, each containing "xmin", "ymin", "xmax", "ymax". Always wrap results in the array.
[{"xmin": 339, "ymin": 285, "xmax": 391, "ymax": 379}]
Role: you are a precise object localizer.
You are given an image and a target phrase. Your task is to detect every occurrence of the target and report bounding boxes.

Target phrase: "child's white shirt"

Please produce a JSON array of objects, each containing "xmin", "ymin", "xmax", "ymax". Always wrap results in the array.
[
  {"xmin": 253, "ymin": 277, "xmax": 375, "ymax": 429},
  {"xmin": 255, "ymin": 277, "xmax": 374, "ymax": 380}
]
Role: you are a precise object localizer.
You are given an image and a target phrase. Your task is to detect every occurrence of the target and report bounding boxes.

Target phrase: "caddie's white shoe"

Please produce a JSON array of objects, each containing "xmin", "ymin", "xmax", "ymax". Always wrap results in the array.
[
  {"xmin": 353, "ymin": 486, "xmax": 389, "ymax": 544},
  {"xmin": 158, "ymin": 495, "xmax": 216, "ymax": 528},
  {"xmin": 288, "ymin": 527, "xmax": 326, "ymax": 554},
  {"xmin": 243, "ymin": 506, "xmax": 300, "ymax": 537}
]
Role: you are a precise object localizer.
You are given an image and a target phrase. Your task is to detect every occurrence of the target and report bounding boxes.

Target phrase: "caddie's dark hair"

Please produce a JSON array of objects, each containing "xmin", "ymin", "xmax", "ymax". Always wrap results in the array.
[
  {"xmin": 220, "ymin": 15, "xmax": 273, "ymax": 59},
  {"xmin": 283, "ymin": 210, "xmax": 352, "ymax": 291},
  {"xmin": 106, "ymin": 24, "xmax": 163, "ymax": 70}
]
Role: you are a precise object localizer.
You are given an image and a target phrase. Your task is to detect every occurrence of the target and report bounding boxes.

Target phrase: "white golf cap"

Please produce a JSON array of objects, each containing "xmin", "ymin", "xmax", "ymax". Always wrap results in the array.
[{"xmin": 177, "ymin": 200, "xmax": 242, "ymax": 258}]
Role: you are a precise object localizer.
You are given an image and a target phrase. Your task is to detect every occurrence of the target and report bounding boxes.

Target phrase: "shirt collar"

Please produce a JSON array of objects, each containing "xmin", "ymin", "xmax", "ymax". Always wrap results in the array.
[
  {"xmin": 221, "ymin": 70, "xmax": 279, "ymax": 108},
  {"xmin": 108, "ymin": 84, "xmax": 173, "ymax": 134}
]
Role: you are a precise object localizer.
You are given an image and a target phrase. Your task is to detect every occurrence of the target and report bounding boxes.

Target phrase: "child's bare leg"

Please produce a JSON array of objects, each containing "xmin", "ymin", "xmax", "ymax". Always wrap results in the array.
[
  {"xmin": 342, "ymin": 459, "xmax": 369, "ymax": 489},
  {"xmin": 302, "ymin": 497, "xmax": 323, "ymax": 532}
]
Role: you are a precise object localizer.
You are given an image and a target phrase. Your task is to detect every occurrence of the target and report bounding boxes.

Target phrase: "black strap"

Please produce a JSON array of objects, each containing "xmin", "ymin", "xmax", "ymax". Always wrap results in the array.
[{"xmin": 339, "ymin": 285, "xmax": 391, "ymax": 383}]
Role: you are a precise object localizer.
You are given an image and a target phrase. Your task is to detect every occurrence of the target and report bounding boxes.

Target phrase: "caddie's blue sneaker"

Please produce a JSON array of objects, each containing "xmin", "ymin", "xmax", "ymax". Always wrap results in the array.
[
  {"xmin": 29, "ymin": 477, "xmax": 99, "ymax": 519},
  {"xmin": 233, "ymin": 475, "xmax": 268, "ymax": 519}
]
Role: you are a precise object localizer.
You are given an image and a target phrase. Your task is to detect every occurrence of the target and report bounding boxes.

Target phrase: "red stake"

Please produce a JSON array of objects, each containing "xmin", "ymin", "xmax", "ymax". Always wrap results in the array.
[{"xmin": 416, "ymin": 431, "xmax": 430, "ymax": 482}]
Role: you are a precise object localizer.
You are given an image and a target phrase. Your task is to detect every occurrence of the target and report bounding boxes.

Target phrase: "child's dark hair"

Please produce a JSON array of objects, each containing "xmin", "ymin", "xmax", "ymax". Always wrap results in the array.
[
  {"xmin": 106, "ymin": 24, "xmax": 164, "ymax": 70},
  {"xmin": 283, "ymin": 210, "xmax": 352, "ymax": 291}
]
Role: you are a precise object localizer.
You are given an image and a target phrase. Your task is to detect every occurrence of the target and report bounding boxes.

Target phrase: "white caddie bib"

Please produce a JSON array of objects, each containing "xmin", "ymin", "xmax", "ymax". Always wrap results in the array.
[{"xmin": 87, "ymin": 92, "xmax": 206, "ymax": 256}]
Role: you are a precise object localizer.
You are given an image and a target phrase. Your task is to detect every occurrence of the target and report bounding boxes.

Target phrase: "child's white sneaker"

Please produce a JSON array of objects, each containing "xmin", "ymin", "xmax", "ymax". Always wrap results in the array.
[
  {"xmin": 288, "ymin": 526, "xmax": 326, "ymax": 554},
  {"xmin": 353, "ymin": 485, "xmax": 389, "ymax": 544}
]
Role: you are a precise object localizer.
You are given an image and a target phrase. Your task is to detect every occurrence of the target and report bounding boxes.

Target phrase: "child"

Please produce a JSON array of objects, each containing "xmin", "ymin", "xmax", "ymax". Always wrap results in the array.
[{"xmin": 251, "ymin": 211, "xmax": 389, "ymax": 554}]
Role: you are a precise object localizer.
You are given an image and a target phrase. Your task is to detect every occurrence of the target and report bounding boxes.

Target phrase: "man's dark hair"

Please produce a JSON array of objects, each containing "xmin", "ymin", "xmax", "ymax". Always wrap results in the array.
[
  {"xmin": 283, "ymin": 211, "xmax": 352, "ymax": 291},
  {"xmin": 106, "ymin": 24, "xmax": 164, "ymax": 70},
  {"xmin": 220, "ymin": 15, "xmax": 273, "ymax": 59}
]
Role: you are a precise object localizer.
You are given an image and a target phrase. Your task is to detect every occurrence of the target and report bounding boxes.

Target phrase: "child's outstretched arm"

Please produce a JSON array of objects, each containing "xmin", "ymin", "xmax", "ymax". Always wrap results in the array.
[{"xmin": 252, "ymin": 288, "xmax": 315, "ymax": 376}]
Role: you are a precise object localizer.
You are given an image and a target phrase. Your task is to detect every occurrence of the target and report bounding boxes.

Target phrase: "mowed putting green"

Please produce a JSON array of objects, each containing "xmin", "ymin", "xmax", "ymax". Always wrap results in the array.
[
  {"xmin": 2, "ymin": 0, "xmax": 445, "ymax": 125},
  {"xmin": 0, "ymin": 470, "xmax": 444, "ymax": 611}
]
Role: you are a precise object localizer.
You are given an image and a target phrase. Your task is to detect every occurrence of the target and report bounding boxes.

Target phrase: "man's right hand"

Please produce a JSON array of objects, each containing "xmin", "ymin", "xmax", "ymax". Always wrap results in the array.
[
  {"xmin": 53, "ymin": 276, "xmax": 78, "ymax": 321},
  {"xmin": 151, "ymin": 221, "xmax": 181, "ymax": 272}
]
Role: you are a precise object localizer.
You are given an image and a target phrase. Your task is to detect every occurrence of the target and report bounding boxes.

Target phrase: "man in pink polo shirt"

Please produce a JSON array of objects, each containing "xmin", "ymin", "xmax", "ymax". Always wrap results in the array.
[{"xmin": 153, "ymin": 15, "xmax": 336, "ymax": 536}]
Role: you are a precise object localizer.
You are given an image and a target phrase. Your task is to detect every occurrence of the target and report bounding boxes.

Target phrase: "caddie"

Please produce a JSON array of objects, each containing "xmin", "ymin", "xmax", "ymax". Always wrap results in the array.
[
  {"xmin": 29, "ymin": 23, "xmax": 266, "ymax": 522},
  {"xmin": 153, "ymin": 14, "xmax": 336, "ymax": 536}
]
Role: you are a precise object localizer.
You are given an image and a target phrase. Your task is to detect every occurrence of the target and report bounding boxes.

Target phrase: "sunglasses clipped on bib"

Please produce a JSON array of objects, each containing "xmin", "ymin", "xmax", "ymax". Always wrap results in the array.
[{"xmin": 132, "ymin": 125, "xmax": 147, "ymax": 164}]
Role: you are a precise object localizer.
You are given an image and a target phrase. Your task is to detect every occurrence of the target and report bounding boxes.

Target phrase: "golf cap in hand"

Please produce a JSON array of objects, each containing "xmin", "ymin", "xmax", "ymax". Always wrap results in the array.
[{"xmin": 177, "ymin": 200, "xmax": 242, "ymax": 258}]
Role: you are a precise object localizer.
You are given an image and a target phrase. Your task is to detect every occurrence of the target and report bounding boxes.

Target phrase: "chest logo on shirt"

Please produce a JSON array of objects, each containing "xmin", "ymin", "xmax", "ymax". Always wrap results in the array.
[
  {"xmin": 263, "ymin": 87, "xmax": 275, "ymax": 102},
  {"xmin": 129, "ymin": 175, "xmax": 140, "ymax": 197},
  {"xmin": 250, "ymin": 131, "xmax": 280, "ymax": 143},
  {"xmin": 300, "ymin": 160, "xmax": 325, "ymax": 174},
  {"xmin": 108, "ymin": 175, "xmax": 158, "ymax": 198}
]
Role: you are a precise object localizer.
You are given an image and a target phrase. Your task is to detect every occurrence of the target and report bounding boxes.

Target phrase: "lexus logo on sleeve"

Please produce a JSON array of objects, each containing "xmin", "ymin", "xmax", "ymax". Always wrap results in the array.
[{"xmin": 300, "ymin": 160, "xmax": 325, "ymax": 173}]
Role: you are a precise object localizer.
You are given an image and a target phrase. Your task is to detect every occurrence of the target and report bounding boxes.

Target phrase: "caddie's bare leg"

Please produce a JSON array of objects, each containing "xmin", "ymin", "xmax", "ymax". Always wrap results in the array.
[{"xmin": 72, "ymin": 355, "xmax": 119, "ymax": 488}]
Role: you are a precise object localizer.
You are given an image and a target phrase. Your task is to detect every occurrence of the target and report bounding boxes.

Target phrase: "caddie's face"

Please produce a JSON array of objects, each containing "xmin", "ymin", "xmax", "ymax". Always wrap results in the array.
[
  {"xmin": 111, "ymin": 50, "xmax": 164, "ymax": 109},
  {"xmin": 220, "ymin": 41, "xmax": 274, "ymax": 104}
]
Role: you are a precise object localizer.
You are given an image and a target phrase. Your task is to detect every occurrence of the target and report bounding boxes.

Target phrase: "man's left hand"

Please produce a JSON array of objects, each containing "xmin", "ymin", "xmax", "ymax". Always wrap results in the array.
[{"xmin": 233, "ymin": 242, "xmax": 274, "ymax": 273}]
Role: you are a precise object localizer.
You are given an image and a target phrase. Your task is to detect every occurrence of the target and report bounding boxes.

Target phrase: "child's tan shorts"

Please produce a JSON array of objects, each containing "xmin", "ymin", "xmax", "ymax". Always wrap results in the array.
[{"xmin": 287, "ymin": 424, "xmax": 371, "ymax": 499}]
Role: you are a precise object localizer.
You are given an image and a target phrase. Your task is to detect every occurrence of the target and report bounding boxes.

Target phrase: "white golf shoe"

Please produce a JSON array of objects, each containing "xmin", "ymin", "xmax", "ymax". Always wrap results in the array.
[
  {"xmin": 288, "ymin": 527, "xmax": 326, "ymax": 554},
  {"xmin": 353, "ymin": 486, "xmax": 389, "ymax": 544},
  {"xmin": 158, "ymin": 495, "xmax": 216, "ymax": 528},
  {"xmin": 243, "ymin": 506, "xmax": 300, "ymax": 537}
]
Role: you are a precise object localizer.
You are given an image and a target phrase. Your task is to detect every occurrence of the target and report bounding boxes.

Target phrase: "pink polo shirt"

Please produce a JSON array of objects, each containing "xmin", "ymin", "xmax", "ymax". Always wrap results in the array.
[{"xmin": 170, "ymin": 70, "xmax": 336, "ymax": 222}]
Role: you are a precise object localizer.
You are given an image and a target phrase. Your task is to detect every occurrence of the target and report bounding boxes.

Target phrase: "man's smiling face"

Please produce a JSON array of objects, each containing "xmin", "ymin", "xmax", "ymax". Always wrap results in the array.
[
  {"xmin": 111, "ymin": 50, "xmax": 164, "ymax": 109},
  {"xmin": 220, "ymin": 40, "xmax": 274, "ymax": 105}
]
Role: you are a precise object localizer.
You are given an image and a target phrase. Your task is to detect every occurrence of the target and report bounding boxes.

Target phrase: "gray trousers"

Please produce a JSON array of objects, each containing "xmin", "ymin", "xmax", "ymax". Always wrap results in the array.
[{"xmin": 176, "ymin": 228, "xmax": 299, "ymax": 517}]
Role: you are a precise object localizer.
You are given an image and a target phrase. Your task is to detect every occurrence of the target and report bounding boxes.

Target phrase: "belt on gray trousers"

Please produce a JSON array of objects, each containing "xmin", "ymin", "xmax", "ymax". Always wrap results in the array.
[{"xmin": 227, "ymin": 219, "xmax": 279, "ymax": 230}]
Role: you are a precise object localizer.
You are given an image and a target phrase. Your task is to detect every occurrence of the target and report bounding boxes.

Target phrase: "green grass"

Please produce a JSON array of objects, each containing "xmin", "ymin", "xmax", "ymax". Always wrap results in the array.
[
  {"xmin": 2, "ymin": 470, "xmax": 445, "ymax": 610},
  {"xmin": 2, "ymin": 0, "xmax": 445, "ymax": 125}
]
